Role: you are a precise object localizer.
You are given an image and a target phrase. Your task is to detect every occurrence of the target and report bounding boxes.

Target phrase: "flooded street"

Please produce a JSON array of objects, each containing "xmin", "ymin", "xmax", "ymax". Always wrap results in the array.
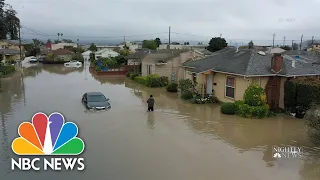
[{"xmin": 0, "ymin": 63, "xmax": 319, "ymax": 180}]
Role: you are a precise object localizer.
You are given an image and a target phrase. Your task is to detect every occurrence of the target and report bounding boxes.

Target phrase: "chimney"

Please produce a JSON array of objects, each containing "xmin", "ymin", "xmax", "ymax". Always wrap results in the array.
[{"xmin": 271, "ymin": 53, "xmax": 283, "ymax": 73}]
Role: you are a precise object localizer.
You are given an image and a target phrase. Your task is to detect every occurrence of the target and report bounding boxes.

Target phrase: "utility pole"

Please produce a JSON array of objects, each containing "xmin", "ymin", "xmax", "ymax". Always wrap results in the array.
[
  {"xmin": 272, "ymin": 33, "xmax": 276, "ymax": 47},
  {"xmin": 300, "ymin": 34, "xmax": 303, "ymax": 50},
  {"xmin": 311, "ymin": 36, "xmax": 314, "ymax": 46},
  {"xmin": 292, "ymin": 40, "xmax": 294, "ymax": 50},
  {"xmin": 169, "ymin": 26, "xmax": 171, "ymax": 45},
  {"xmin": 283, "ymin": 36, "xmax": 285, "ymax": 46},
  {"xmin": 19, "ymin": 25, "xmax": 22, "ymax": 61}
]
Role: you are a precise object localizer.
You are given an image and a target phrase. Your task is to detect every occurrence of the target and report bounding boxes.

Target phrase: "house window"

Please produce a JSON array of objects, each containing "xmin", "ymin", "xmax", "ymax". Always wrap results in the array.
[
  {"xmin": 226, "ymin": 76, "xmax": 235, "ymax": 98},
  {"xmin": 147, "ymin": 65, "xmax": 152, "ymax": 75}
]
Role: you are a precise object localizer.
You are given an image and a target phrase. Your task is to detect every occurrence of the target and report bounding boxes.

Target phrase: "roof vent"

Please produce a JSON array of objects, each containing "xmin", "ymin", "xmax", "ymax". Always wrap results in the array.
[{"xmin": 258, "ymin": 51, "xmax": 266, "ymax": 56}]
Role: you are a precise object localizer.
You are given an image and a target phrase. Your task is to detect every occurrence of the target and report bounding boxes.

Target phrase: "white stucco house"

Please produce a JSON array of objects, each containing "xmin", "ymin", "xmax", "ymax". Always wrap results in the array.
[
  {"xmin": 95, "ymin": 48, "xmax": 119, "ymax": 59},
  {"xmin": 82, "ymin": 50, "xmax": 92, "ymax": 61}
]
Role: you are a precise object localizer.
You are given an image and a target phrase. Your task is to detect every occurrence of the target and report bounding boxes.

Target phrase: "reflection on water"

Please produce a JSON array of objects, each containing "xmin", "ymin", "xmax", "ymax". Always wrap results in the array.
[
  {"xmin": 0, "ymin": 65, "xmax": 319, "ymax": 180},
  {"xmin": 147, "ymin": 112, "xmax": 155, "ymax": 129}
]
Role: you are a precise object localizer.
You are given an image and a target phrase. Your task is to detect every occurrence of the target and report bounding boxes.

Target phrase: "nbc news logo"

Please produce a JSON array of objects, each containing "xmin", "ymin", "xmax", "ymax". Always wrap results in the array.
[{"xmin": 272, "ymin": 146, "xmax": 303, "ymax": 159}]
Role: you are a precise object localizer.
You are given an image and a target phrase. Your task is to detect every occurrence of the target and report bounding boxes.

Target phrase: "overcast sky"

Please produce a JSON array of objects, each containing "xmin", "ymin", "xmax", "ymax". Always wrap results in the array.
[{"xmin": 7, "ymin": 0, "xmax": 320, "ymax": 45}]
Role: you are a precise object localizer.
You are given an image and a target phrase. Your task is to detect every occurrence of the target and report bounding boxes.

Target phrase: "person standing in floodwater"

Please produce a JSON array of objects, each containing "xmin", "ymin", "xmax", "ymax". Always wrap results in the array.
[{"xmin": 147, "ymin": 95, "xmax": 155, "ymax": 112}]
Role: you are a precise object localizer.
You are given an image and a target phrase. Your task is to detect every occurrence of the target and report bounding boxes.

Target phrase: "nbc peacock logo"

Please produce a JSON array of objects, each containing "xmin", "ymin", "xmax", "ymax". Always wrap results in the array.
[{"xmin": 11, "ymin": 112, "xmax": 85, "ymax": 171}]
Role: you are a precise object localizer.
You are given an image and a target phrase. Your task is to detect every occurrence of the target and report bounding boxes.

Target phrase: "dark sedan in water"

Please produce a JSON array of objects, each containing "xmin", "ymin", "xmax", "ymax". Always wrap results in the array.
[{"xmin": 82, "ymin": 92, "xmax": 110, "ymax": 110}]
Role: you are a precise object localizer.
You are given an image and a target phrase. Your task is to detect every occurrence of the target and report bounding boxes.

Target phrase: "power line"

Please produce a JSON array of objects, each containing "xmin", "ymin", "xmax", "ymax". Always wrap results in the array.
[{"xmin": 19, "ymin": 26, "xmax": 319, "ymax": 44}]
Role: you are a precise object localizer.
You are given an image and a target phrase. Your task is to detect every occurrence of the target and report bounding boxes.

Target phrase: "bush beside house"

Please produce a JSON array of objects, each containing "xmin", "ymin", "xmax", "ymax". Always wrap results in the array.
[
  {"xmin": 132, "ymin": 74, "xmax": 169, "ymax": 88},
  {"xmin": 221, "ymin": 102, "xmax": 236, "ymax": 115},
  {"xmin": 167, "ymin": 82, "xmax": 178, "ymax": 92},
  {"xmin": 0, "ymin": 65, "xmax": 15, "ymax": 76},
  {"xmin": 178, "ymin": 79, "xmax": 218, "ymax": 104},
  {"xmin": 221, "ymin": 84, "xmax": 269, "ymax": 118}
]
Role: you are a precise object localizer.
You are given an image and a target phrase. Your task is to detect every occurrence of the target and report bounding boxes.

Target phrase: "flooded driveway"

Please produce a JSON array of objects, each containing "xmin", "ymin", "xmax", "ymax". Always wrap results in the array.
[{"xmin": 0, "ymin": 63, "xmax": 319, "ymax": 180}]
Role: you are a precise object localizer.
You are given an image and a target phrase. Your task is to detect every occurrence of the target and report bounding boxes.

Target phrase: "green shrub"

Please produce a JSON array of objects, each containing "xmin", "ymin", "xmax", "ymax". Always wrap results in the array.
[
  {"xmin": 178, "ymin": 79, "xmax": 193, "ymax": 92},
  {"xmin": 160, "ymin": 76, "xmax": 169, "ymax": 86},
  {"xmin": 134, "ymin": 76, "xmax": 146, "ymax": 85},
  {"xmin": 145, "ymin": 74, "xmax": 162, "ymax": 87},
  {"xmin": 235, "ymin": 102, "xmax": 269, "ymax": 119},
  {"xmin": 130, "ymin": 73, "xmax": 139, "ymax": 80},
  {"xmin": 181, "ymin": 91, "xmax": 194, "ymax": 100},
  {"xmin": 243, "ymin": 84, "xmax": 267, "ymax": 106},
  {"xmin": 167, "ymin": 82, "xmax": 178, "ymax": 92},
  {"xmin": 0, "ymin": 65, "xmax": 15, "ymax": 75},
  {"xmin": 221, "ymin": 102, "xmax": 236, "ymax": 115}
]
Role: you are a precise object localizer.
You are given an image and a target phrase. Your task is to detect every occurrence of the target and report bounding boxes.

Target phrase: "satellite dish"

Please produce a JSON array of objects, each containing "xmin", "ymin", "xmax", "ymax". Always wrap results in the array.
[{"xmin": 258, "ymin": 51, "xmax": 266, "ymax": 56}]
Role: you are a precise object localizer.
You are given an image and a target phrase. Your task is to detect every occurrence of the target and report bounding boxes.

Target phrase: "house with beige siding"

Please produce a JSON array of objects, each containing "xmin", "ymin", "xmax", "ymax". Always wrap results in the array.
[
  {"xmin": 52, "ymin": 48, "xmax": 74, "ymax": 62},
  {"xmin": 0, "ymin": 39, "xmax": 26, "ymax": 62},
  {"xmin": 141, "ymin": 49, "xmax": 203, "ymax": 82},
  {"xmin": 182, "ymin": 47, "xmax": 320, "ymax": 110}
]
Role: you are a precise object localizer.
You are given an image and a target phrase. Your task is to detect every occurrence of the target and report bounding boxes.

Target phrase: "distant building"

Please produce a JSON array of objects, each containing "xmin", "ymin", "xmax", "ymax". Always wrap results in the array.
[
  {"xmin": 51, "ymin": 43, "xmax": 77, "ymax": 50},
  {"xmin": 94, "ymin": 48, "xmax": 119, "ymax": 59}
]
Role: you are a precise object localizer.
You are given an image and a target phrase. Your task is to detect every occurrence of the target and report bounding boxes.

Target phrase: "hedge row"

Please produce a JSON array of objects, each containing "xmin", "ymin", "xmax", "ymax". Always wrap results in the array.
[
  {"xmin": 284, "ymin": 78, "xmax": 320, "ymax": 116},
  {"xmin": 133, "ymin": 74, "xmax": 169, "ymax": 87}
]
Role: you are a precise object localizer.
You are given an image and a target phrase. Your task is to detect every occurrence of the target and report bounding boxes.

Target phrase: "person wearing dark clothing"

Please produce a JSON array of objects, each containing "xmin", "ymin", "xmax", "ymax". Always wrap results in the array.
[{"xmin": 147, "ymin": 95, "xmax": 155, "ymax": 111}]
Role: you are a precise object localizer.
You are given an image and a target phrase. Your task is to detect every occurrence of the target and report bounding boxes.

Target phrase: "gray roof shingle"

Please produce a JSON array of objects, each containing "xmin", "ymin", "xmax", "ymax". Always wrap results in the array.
[
  {"xmin": 183, "ymin": 47, "xmax": 320, "ymax": 77},
  {"xmin": 0, "ymin": 48, "xmax": 21, "ymax": 54}
]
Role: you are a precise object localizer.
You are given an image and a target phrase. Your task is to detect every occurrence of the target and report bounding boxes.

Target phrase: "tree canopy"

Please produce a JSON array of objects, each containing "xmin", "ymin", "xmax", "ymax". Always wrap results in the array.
[
  {"xmin": 0, "ymin": 1, "xmax": 20, "ymax": 40},
  {"xmin": 248, "ymin": 40, "xmax": 254, "ymax": 49},
  {"xmin": 88, "ymin": 43, "xmax": 97, "ymax": 51},
  {"xmin": 154, "ymin": 38, "xmax": 161, "ymax": 47},
  {"xmin": 142, "ymin": 40, "xmax": 157, "ymax": 50},
  {"xmin": 207, "ymin": 37, "xmax": 228, "ymax": 52}
]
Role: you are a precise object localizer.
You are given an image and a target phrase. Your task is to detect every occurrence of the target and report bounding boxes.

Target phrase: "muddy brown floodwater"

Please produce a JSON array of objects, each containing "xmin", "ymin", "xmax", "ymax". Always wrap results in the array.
[{"xmin": 0, "ymin": 63, "xmax": 319, "ymax": 180}]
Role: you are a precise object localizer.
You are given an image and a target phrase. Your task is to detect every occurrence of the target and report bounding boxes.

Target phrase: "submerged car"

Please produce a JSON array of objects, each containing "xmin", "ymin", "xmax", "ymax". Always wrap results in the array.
[
  {"xmin": 64, "ymin": 60, "xmax": 82, "ymax": 67},
  {"xmin": 29, "ymin": 57, "xmax": 38, "ymax": 63},
  {"xmin": 82, "ymin": 92, "xmax": 110, "ymax": 110}
]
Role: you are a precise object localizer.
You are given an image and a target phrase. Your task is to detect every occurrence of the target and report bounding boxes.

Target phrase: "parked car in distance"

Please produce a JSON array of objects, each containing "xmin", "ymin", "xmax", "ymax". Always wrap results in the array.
[
  {"xmin": 82, "ymin": 92, "xmax": 110, "ymax": 110},
  {"xmin": 64, "ymin": 60, "xmax": 82, "ymax": 67},
  {"xmin": 29, "ymin": 57, "xmax": 38, "ymax": 63}
]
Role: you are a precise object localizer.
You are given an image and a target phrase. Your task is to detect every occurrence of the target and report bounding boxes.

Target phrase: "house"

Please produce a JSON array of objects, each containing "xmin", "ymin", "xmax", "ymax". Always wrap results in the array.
[
  {"xmin": 82, "ymin": 50, "xmax": 92, "ymax": 61},
  {"xmin": 51, "ymin": 43, "xmax": 77, "ymax": 50},
  {"xmin": 182, "ymin": 47, "xmax": 320, "ymax": 109},
  {"xmin": 0, "ymin": 39, "xmax": 26, "ymax": 62},
  {"xmin": 94, "ymin": 48, "xmax": 119, "ymax": 59},
  {"xmin": 52, "ymin": 48, "xmax": 74, "ymax": 61},
  {"xmin": 141, "ymin": 49, "xmax": 204, "ymax": 82},
  {"xmin": 126, "ymin": 50, "xmax": 155, "ymax": 65},
  {"xmin": 96, "ymin": 45, "xmax": 120, "ymax": 52},
  {"xmin": 312, "ymin": 43, "xmax": 320, "ymax": 52},
  {"xmin": 119, "ymin": 41, "xmax": 142, "ymax": 52}
]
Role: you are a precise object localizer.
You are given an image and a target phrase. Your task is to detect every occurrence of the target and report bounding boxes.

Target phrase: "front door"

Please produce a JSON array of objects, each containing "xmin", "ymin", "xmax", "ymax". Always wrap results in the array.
[{"xmin": 206, "ymin": 74, "xmax": 213, "ymax": 94}]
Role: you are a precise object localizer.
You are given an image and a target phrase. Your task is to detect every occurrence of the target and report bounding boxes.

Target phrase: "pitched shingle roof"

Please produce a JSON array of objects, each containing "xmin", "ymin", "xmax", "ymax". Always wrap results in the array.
[
  {"xmin": 52, "ymin": 48, "xmax": 74, "ymax": 55},
  {"xmin": 142, "ymin": 49, "xmax": 189, "ymax": 62},
  {"xmin": 0, "ymin": 48, "xmax": 21, "ymax": 54},
  {"xmin": 183, "ymin": 47, "xmax": 320, "ymax": 77}
]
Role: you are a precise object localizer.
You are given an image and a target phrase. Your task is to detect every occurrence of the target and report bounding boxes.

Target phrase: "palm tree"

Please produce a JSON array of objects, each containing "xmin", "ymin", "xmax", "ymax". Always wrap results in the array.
[
  {"xmin": 61, "ymin": 33, "xmax": 63, "ymax": 41},
  {"xmin": 57, "ymin": 33, "xmax": 60, "ymax": 42}
]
